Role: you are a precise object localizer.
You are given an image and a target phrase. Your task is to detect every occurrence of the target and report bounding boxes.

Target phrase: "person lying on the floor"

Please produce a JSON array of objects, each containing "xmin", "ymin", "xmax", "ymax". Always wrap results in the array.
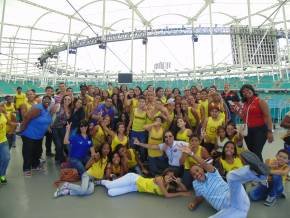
[
  {"xmin": 99, "ymin": 168, "xmax": 191, "ymax": 198},
  {"xmin": 179, "ymin": 146, "xmax": 269, "ymax": 218},
  {"xmin": 249, "ymin": 149, "xmax": 289, "ymax": 207},
  {"xmin": 54, "ymin": 143, "xmax": 110, "ymax": 198}
]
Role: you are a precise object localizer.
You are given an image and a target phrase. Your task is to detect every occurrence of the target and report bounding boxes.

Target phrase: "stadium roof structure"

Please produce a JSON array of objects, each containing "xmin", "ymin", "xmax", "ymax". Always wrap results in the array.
[{"xmin": 0, "ymin": 0, "xmax": 289, "ymax": 85}]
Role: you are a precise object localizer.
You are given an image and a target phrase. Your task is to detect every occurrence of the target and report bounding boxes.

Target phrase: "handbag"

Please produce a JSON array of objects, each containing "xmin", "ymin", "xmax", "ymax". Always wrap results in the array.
[{"xmin": 241, "ymin": 101, "xmax": 254, "ymax": 136}]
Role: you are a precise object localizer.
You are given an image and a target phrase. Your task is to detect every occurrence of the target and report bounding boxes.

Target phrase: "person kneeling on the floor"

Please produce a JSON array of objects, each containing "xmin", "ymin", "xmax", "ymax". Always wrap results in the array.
[
  {"xmin": 54, "ymin": 143, "xmax": 110, "ymax": 198},
  {"xmin": 249, "ymin": 149, "xmax": 289, "ymax": 207},
  {"xmin": 179, "ymin": 146, "xmax": 269, "ymax": 218},
  {"xmin": 100, "ymin": 168, "xmax": 191, "ymax": 198}
]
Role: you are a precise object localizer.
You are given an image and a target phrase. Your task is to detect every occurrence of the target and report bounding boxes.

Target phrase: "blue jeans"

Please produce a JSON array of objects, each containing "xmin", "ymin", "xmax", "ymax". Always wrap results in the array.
[
  {"xmin": 129, "ymin": 130, "xmax": 147, "ymax": 162},
  {"xmin": 210, "ymin": 166, "xmax": 267, "ymax": 218},
  {"xmin": 0, "ymin": 141, "xmax": 10, "ymax": 176},
  {"xmin": 249, "ymin": 175, "xmax": 284, "ymax": 200},
  {"xmin": 148, "ymin": 156, "xmax": 168, "ymax": 176},
  {"xmin": 69, "ymin": 157, "xmax": 89, "ymax": 176},
  {"xmin": 102, "ymin": 173, "xmax": 139, "ymax": 196},
  {"xmin": 66, "ymin": 172, "xmax": 95, "ymax": 196}
]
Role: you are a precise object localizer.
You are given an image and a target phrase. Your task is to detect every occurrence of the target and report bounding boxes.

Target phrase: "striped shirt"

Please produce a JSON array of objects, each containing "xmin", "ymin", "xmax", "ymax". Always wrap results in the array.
[{"xmin": 192, "ymin": 169, "xmax": 229, "ymax": 211}]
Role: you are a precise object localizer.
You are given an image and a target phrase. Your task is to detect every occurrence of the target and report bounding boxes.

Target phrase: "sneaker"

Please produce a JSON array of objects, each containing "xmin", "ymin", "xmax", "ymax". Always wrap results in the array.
[
  {"xmin": 264, "ymin": 195, "xmax": 276, "ymax": 207},
  {"xmin": 59, "ymin": 182, "xmax": 69, "ymax": 190},
  {"xmin": 240, "ymin": 151, "xmax": 269, "ymax": 176},
  {"xmin": 32, "ymin": 165, "xmax": 45, "ymax": 171},
  {"xmin": 0, "ymin": 176, "xmax": 7, "ymax": 184},
  {"xmin": 281, "ymin": 190, "xmax": 287, "ymax": 199},
  {"xmin": 54, "ymin": 188, "xmax": 70, "ymax": 198},
  {"xmin": 24, "ymin": 171, "xmax": 32, "ymax": 177}
]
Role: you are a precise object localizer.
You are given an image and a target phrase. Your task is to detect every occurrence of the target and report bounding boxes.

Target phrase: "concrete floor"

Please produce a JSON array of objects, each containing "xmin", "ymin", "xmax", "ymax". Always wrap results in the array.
[{"xmin": 0, "ymin": 130, "xmax": 289, "ymax": 218}]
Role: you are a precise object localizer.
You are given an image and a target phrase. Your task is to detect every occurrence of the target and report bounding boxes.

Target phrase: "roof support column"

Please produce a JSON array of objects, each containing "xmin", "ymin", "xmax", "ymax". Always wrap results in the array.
[
  {"xmin": 25, "ymin": 28, "xmax": 33, "ymax": 74},
  {"xmin": 144, "ymin": 25, "xmax": 148, "ymax": 79},
  {"xmin": 0, "ymin": 0, "xmax": 6, "ymax": 54},
  {"xmin": 102, "ymin": 0, "xmax": 106, "ymax": 84},
  {"xmin": 208, "ymin": 0, "xmax": 215, "ymax": 73},
  {"xmin": 66, "ymin": 17, "xmax": 72, "ymax": 76},
  {"xmin": 282, "ymin": 1, "xmax": 289, "ymax": 80},
  {"xmin": 247, "ymin": 0, "xmax": 252, "ymax": 33},
  {"xmin": 191, "ymin": 21, "xmax": 196, "ymax": 81},
  {"xmin": 130, "ymin": 8, "xmax": 135, "ymax": 73}
]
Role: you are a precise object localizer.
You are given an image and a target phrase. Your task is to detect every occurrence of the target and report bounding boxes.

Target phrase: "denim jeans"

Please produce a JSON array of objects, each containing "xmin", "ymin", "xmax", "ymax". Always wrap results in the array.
[
  {"xmin": 69, "ymin": 157, "xmax": 90, "ymax": 176},
  {"xmin": 148, "ymin": 156, "xmax": 168, "ymax": 176},
  {"xmin": 209, "ymin": 166, "xmax": 267, "ymax": 218},
  {"xmin": 66, "ymin": 172, "xmax": 95, "ymax": 196},
  {"xmin": 129, "ymin": 130, "xmax": 148, "ymax": 162},
  {"xmin": 21, "ymin": 136, "xmax": 42, "ymax": 171},
  {"xmin": 102, "ymin": 173, "xmax": 139, "ymax": 196},
  {"xmin": 52, "ymin": 128, "xmax": 66, "ymax": 163},
  {"xmin": 249, "ymin": 174, "xmax": 284, "ymax": 201},
  {"xmin": 0, "ymin": 141, "xmax": 10, "ymax": 176}
]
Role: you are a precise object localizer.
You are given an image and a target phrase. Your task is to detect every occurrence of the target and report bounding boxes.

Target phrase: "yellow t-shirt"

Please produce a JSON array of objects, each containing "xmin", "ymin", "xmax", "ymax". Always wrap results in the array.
[
  {"xmin": 87, "ymin": 157, "xmax": 108, "ymax": 179},
  {"xmin": 184, "ymin": 146, "xmax": 202, "ymax": 170},
  {"xmin": 148, "ymin": 127, "xmax": 164, "ymax": 158},
  {"xmin": 176, "ymin": 129, "xmax": 191, "ymax": 142},
  {"xmin": 111, "ymin": 135, "xmax": 128, "ymax": 152},
  {"xmin": 15, "ymin": 93, "xmax": 27, "ymax": 109},
  {"xmin": 199, "ymin": 99, "xmax": 209, "ymax": 119},
  {"xmin": 188, "ymin": 106, "xmax": 200, "ymax": 128},
  {"xmin": 92, "ymin": 125, "xmax": 107, "ymax": 150},
  {"xmin": 136, "ymin": 177, "xmax": 163, "ymax": 196},
  {"xmin": 163, "ymin": 111, "xmax": 174, "ymax": 131},
  {"xmin": 205, "ymin": 117, "xmax": 224, "ymax": 144},
  {"xmin": 268, "ymin": 159, "xmax": 288, "ymax": 184},
  {"xmin": 132, "ymin": 108, "xmax": 147, "ymax": 132},
  {"xmin": 127, "ymin": 149, "xmax": 138, "ymax": 168},
  {"xmin": 4, "ymin": 103, "xmax": 16, "ymax": 114},
  {"xmin": 220, "ymin": 157, "xmax": 243, "ymax": 173},
  {"xmin": 0, "ymin": 113, "xmax": 7, "ymax": 143}
]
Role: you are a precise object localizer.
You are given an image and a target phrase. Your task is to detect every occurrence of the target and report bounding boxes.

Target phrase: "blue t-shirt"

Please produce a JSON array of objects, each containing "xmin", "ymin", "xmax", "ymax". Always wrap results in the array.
[
  {"xmin": 21, "ymin": 104, "xmax": 52, "ymax": 140},
  {"xmin": 69, "ymin": 134, "xmax": 92, "ymax": 160}
]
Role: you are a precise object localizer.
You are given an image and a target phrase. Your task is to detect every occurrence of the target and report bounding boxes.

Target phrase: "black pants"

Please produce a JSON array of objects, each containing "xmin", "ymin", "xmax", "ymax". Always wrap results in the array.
[
  {"xmin": 52, "ymin": 128, "xmax": 66, "ymax": 163},
  {"xmin": 45, "ymin": 131, "xmax": 53, "ymax": 155},
  {"xmin": 244, "ymin": 125, "xmax": 267, "ymax": 161},
  {"xmin": 21, "ymin": 136, "xmax": 42, "ymax": 171}
]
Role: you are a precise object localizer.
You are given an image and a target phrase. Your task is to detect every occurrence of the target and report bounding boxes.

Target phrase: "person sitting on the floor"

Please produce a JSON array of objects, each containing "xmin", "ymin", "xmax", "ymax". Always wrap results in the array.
[
  {"xmin": 179, "ymin": 146, "xmax": 269, "ymax": 218},
  {"xmin": 249, "ymin": 149, "xmax": 289, "ymax": 207}
]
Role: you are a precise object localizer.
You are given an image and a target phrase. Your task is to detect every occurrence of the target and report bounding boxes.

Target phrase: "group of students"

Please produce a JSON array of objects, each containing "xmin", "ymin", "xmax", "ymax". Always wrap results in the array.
[{"xmin": 0, "ymin": 82, "xmax": 289, "ymax": 218}]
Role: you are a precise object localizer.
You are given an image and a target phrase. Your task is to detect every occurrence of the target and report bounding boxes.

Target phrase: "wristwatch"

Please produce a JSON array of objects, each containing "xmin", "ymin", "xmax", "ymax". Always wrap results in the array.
[
  {"xmin": 190, "ymin": 151, "xmax": 194, "ymax": 156},
  {"xmin": 268, "ymin": 129, "xmax": 274, "ymax": 133}
]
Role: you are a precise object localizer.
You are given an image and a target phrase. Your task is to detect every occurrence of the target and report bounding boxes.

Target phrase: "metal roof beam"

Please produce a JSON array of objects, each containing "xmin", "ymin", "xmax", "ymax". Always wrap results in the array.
[
  {"xmin": 17, "ymin": 0, "xmax": 105, "ymax": 30},
  {"xmin": 125, "ymin": 0, "xmax": 149, "ymax": 26}
]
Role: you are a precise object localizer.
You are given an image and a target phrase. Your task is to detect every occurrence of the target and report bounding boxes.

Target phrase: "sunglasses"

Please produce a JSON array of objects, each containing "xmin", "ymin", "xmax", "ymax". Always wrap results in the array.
[{"xmin": 80, "ymin": 125, "xmax": 88, "ymax": 128}]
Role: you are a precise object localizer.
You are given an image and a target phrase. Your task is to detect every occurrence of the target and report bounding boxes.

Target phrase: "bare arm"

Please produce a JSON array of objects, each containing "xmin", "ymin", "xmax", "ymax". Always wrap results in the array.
[
  {"xmin": 259, "ymin": 99, "xmax": 273, "ymax": 131},
  {"xmin": 155, "ymin": 177, "xmax": 190, "ymax": 198},
  {"xmin": 134, "ymin": 138, "xmax": 160, "ymax": 150},
  {"xmin": 179, "ymin": 146, "xmax": 215, "ymax": 173},
  {"xmin": 63, "ymin": 122, "xmax": 71, "ymax": 145},
  {"xmin": 188, "ymin": 196, "xmax": 204, "ymax": 210}
]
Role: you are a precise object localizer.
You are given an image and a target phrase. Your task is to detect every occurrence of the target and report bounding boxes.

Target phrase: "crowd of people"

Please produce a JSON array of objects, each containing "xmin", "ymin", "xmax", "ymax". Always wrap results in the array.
[{"xmin": 0, "ymin": 81, "xmax": 289, "ymax": 217}]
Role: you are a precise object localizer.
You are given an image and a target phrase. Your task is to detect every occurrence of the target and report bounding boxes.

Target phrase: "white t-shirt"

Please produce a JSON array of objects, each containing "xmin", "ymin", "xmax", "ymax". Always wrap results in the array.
[{"xmin": 158, "ymin": 141, "xmax": 188, "ymax": 167}]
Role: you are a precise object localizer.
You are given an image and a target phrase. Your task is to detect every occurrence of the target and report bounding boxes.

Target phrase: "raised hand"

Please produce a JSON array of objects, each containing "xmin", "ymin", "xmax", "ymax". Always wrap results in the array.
[
  {"xmin": 178, "ymin": 146, "xmax": 192, "ymax": 155},
  {"xmin": 66, "ymin": 122, "xmax": 72, "ymax": 131}
]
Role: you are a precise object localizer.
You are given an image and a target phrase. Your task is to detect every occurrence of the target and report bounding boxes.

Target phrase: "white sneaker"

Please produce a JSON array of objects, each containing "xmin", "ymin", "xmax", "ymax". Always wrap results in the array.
[{"xmin": 54, "ymin": 188, "xmax": 69, "ymax": 198}]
